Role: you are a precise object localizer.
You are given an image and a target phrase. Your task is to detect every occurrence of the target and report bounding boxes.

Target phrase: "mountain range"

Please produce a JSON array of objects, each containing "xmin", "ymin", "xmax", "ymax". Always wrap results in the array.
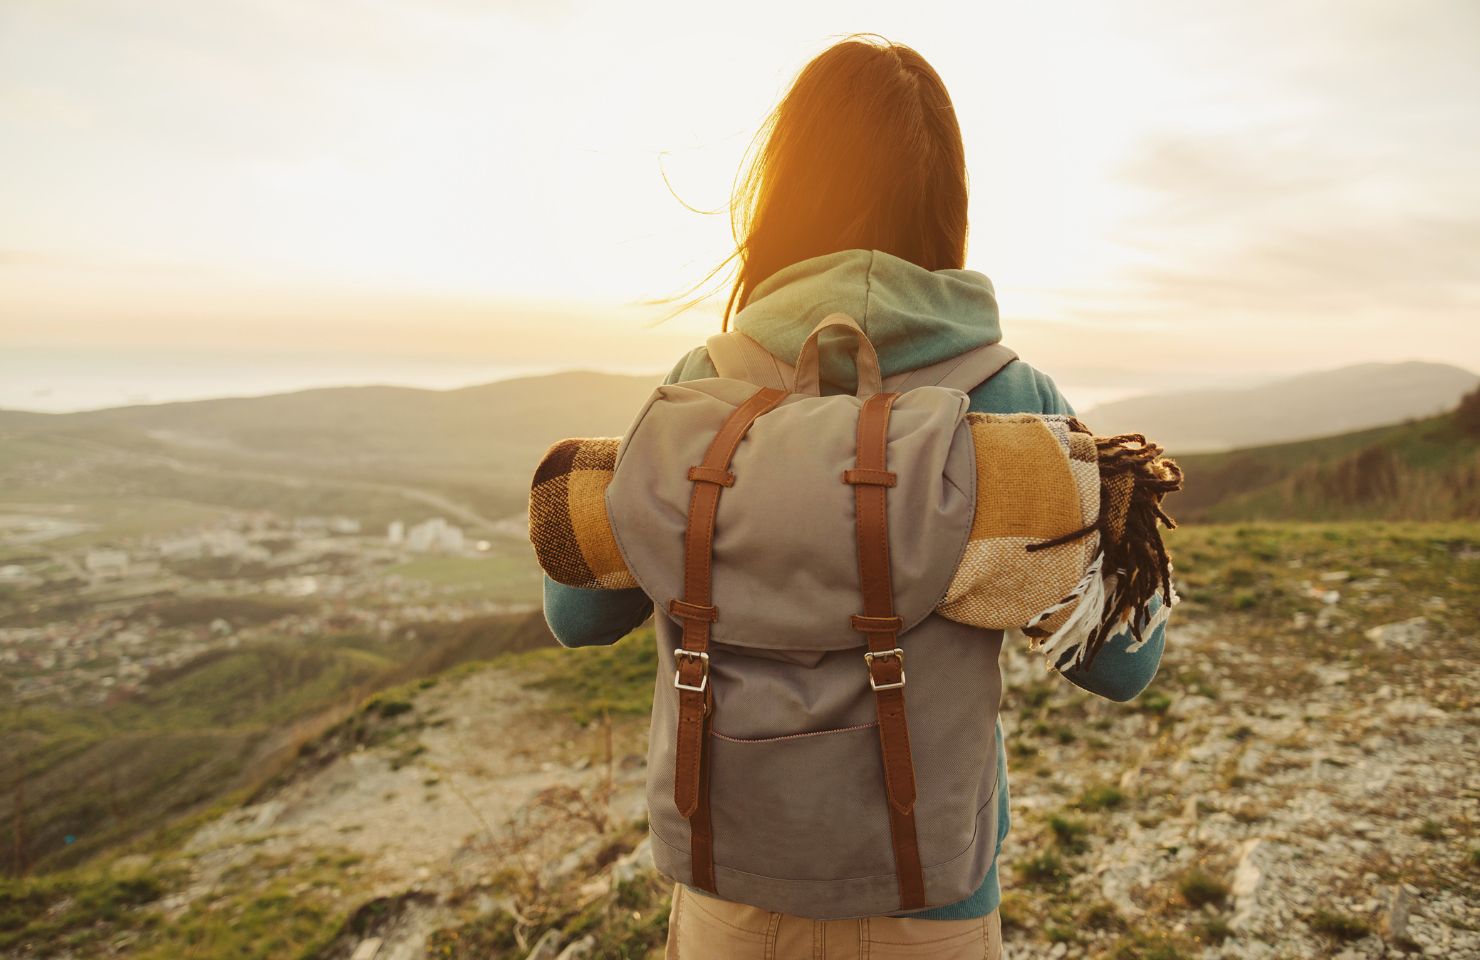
[
  {"xmin": 3, "ymin": 360, "xmax": 1476, "ymax": 528},
  {"xmin": 1078, "ymin": 361, "xmax": 1477, "ymax": 453}
]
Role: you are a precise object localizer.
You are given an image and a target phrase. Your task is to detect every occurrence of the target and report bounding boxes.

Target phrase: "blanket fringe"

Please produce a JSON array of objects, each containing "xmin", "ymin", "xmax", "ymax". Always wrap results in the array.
[
  {"xmin": 1022, "ymin": 426, "xmax": 1184, "ymax": 672},
  {"xmin": 1025, "ymin": 552, "xmax": 1108, "ymax": 671}
]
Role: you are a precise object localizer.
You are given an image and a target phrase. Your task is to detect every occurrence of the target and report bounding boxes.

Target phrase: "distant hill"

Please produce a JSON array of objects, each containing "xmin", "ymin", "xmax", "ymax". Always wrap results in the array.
[
  {"xmin": 0, "ymin": 370, "xmax": 662, "ymax": 529},
  {"xmin": 1169, "ymin": 388, "xmax": 1480, "ymax": 523},
  {"xmin": 1081, "ymin": 361, "xmax": 1478, "ymax": 453}
]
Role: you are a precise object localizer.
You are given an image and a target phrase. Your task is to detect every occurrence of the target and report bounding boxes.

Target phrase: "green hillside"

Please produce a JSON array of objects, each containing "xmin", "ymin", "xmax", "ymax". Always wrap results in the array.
[
  {"xmin": 1169, "ymin": 389, "xmax": 1480, "ymax": 522},
  {"xmin": 1, "ymin": 611, "xmax": 558, "ymax": 876}
]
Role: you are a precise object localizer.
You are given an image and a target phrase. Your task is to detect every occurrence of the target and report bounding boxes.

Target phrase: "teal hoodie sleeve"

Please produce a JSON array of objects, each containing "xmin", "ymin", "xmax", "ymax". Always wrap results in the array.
[
  {"xmin": 965, "ymin": 363, "xmax": 1168, "ymax": 703},
  {"xmin": 539, "ymin": 353, "xmax": 701, "ymax": 648},
  {"xmin": 543, "ymin": 576, "xmax": 652, "ymax": 648}
]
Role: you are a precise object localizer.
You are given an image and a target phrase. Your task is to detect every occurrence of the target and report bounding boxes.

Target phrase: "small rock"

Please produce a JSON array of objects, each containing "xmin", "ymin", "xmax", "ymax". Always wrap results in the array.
[
  {"xmin": 525, "ymin": 929, "xmax": 564, "ymax": 960},
  {"xmin": 1231, "ymin": 840, "xmax": 1263, "ymax": 898},
  {"xmin": 1229, "ymin": 837, "xmax": 1267, "ymax": 932},
  {"xmin": 1049, "ymin": 942, "xmax": 1069, "ymax": 958},
  {"xmin": 1387, "ymin": 884, "xmax": 1413, "ymax": 942},
  {"xmin": 611, "ymin": 835, "xmax": 654, "ymax": 886},
  {"xmin": 1168, "ymin": 694, "xmax": 1213, "ymax": 718},
  {"xmin": 1319, "ymin": 571, "xmax": 1351, "ymax": 582},
  {"xmin": 555, "ymin": 935, "xmax": 596, "ymax": 960},
  {"xmin": 350, "ymin": 939, "xmax": 383, "ymax": 960},
  {"xmin": 1365, "ymin": 617, "xmax": 1431, "ymax": 650},
  {"xmin": 1237, "ymin": 748, "xmax": 1264, "ymax": 776},
  {"xmin": 1312, "ymin": 665, "xmax": 1350, "ymax": 686},
  {"xmin": 1384, "ymin": 699, "xmax": 1444, "ymax": 721}
]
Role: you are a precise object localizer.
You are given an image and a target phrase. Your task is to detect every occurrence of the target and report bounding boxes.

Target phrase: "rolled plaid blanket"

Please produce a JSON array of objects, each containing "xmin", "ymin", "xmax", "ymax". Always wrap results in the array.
[{"xmin": 529, "ymin": 414, "xmax": 1182, "ymax": 670}]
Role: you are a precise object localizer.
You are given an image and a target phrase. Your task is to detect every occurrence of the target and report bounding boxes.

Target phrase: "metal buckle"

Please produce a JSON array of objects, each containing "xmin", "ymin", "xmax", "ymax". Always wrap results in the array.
[
  {"xmin": 864, "ymin": 647, "xmax": 906, "ymax": 691},
  {"xmin": 673, "ymin": 649, "xmax": 710, "ymax": 693}
]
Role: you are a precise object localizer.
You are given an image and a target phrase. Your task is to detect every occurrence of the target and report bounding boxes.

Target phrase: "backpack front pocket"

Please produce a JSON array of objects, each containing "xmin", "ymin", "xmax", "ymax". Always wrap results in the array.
[{"xmin": 707, "ymin": 720, "xmax": 896, "ymax": 882}]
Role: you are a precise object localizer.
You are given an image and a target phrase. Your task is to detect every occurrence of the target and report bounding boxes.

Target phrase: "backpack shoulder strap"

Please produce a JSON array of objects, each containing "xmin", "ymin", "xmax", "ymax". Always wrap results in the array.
[
  {"xmin": 704, "ymin": 331, "xmax": 796, "ymax": 391},
  {"xmin": 882, "ymin": 342, "xmax": 1018, "ymax": 395}
]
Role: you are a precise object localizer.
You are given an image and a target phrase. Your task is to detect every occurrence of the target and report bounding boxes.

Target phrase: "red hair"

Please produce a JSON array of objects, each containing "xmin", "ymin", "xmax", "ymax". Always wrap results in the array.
[{"xmin": 666, "ymin": 35, "xmax": 970, "ymax": 330}]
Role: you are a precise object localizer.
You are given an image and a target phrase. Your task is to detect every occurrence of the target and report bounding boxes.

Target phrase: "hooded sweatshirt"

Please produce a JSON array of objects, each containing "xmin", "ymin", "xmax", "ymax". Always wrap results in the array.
[{"xmin": 541, "ymin": 248, "xmax": 1168, "ymax": 921}]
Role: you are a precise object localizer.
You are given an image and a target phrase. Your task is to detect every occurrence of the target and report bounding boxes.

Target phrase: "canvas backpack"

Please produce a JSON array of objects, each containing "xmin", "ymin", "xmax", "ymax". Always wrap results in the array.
[{"xmin": 602, "ymin": 313, "xmax": 1021, "ymax": 919}]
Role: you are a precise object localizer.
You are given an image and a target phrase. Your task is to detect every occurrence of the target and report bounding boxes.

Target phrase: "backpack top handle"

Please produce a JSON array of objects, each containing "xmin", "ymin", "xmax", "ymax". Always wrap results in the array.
[{"xmin": 792, "ymin": 313, "xmax": 884, "ymax": 398}]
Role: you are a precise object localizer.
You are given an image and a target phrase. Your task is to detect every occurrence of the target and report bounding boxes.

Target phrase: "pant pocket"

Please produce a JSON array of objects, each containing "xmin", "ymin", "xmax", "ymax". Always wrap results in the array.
[
  {"xmin": 667, "ymin": 883, "xmax": 777, "ymax": 959},
  {"xmin": 862, "ymin": 912, "xmax": 998, "ymax": 960}
]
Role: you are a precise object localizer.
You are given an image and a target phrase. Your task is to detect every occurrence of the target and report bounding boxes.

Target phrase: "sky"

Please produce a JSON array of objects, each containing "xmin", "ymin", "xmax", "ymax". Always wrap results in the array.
[{"xmin": 1, "ymin": 0, "xmax": 1477, "ymax": 412}]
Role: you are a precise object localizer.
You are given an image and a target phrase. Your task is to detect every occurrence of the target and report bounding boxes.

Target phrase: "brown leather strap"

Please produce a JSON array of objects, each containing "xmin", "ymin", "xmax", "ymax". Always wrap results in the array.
[
  {"xmin": 850, "ymin": 391, "xmax": 927, "ymax": 910},
  {"xmin": 670, "ymin": 385, "xmax": 787, "ymax": 893}
]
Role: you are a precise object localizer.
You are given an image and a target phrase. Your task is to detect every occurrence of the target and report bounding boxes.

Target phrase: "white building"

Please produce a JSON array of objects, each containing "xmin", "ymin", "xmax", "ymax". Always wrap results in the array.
[
  {"xmin": 405, "ymin": 517, "xmax": 465, "ymax": 553},
  {"xmin": 387, "ymin": 520, "xmax": 405, "ymax": 545}
]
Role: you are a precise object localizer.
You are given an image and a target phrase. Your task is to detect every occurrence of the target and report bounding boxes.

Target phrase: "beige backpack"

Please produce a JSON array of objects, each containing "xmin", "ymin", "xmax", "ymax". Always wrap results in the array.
[{"xmin": 604, "ymin": 314, "xmax": 1020, "ymax": 918}]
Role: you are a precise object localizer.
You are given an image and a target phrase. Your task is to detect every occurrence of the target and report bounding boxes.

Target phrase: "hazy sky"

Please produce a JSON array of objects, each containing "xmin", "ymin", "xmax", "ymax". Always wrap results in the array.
[{"xmin": 2, "ymin": 0, "xmax": 1477, "ymax": 411}]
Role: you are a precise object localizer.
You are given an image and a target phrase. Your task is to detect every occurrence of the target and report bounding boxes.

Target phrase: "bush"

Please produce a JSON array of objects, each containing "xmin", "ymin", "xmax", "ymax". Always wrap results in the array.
[
  {"xmin": 1048, "ymin": 814, "xmax": 1089, "ymax": 855},
  {"xmin": 1177, "ymin": 868, "xmax": 1229, "ymax": 907},
  {"xmin": 1457, "ymin": 385, "xmax": 1480, "ymax": 436},
  {"xmin": 1017, "ymin": 850, "xmax": 1067, "ymax": 888},
  {"xmin": 1076, "ymin": 784, "xmax": 1125, "ymax": 811},
  {"xmin": 1309, "ymin": 908, "xmax": 1371, "ymax": 942}
]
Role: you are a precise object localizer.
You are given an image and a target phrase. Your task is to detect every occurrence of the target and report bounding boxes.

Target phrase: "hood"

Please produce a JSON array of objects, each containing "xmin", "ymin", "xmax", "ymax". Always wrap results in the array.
[{"xmin": 731, "ymin": 248, "xmax": 1002, "ymax": 393}]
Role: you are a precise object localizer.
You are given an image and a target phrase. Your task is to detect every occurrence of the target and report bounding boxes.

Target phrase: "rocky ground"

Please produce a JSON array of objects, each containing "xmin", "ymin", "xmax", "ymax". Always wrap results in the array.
[
  {"xmin": 983, "ymin": 525, "xmax": 1479, "ymax": 960},
  {"xmin": 173, "ymin": 667, "xmax": 653, "ymax": 960},
  {"xmin": 6, "ymin": 523, "xmax": 1476, "ymax": 959}
]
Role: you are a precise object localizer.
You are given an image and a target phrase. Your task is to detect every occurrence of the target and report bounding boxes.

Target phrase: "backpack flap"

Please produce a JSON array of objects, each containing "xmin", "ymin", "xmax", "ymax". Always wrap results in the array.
[{"xmin": 605, "ymin": 377, "xmax": 976, "ymax": 651}]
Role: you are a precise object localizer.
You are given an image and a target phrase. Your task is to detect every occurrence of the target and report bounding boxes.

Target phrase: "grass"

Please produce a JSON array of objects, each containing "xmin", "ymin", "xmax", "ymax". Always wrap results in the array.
[
  {"xmin": 382, "ymin": 543, "xmax": 542, "ymax": 605},
  {"xmin": 0, "ymin": 847, "xmax": 358, "ymax": 958},
  {"xmin": 1137, "ymin": 689, "xmax": 1173, "ymax": 714},
  {"xmin": 1171, "ymin": 407, "xmax": 1480, "ymax": 523},
  {"xmin": 1176, "ymin": 868, "xmax": 1230, "ymax": 908},
  {"xmin": 1308, "ymin": 908, "xmax": 1372, "ymax": 942},
  {"xmin": 1075, "ymin": 784, "xmax": 1126, "ymax": 812},
  {"xmin": 427, "ymin": 823, "xmax": 666, "ymax": 960},
  {"xmin": 1048, "ymin": 814, "xmax": 1090, "ymax": 855},
  {"xmin": 503, "ymin": 627, "xmax": 658, "ymax": 725},
  {"xmin": 1103, "ymin": 930, "xmax": 1196, "ymax": 960},
  {"xmin": 1016, "ymin": 849, "xmax": 1068, "ymax": 889},
  {"xmin": 0, "ymin": 866, "xmax": 167, "ymax": 951}
]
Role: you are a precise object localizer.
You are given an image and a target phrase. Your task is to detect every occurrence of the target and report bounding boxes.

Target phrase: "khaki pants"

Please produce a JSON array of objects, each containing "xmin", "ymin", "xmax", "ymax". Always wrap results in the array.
[{"xmin": 665, "ymin": 883, "xmax": 1004, "ymax": 960}]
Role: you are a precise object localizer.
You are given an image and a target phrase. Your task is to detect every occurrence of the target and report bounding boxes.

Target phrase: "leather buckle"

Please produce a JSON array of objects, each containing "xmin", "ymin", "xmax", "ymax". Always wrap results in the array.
[
  {"xmin": 864, "ymin": 647, "xmax": 906, "ymax": 691},
  {"xmin": 674, "ymin": 649, "xmax": 710, "ymax": 693}
]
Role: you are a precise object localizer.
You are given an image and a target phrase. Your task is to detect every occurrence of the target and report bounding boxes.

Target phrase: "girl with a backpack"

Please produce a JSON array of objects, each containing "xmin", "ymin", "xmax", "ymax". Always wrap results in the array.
[{"xmin": 540, "ymin": 34, "xmax": 1172, "ymax": 960}]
